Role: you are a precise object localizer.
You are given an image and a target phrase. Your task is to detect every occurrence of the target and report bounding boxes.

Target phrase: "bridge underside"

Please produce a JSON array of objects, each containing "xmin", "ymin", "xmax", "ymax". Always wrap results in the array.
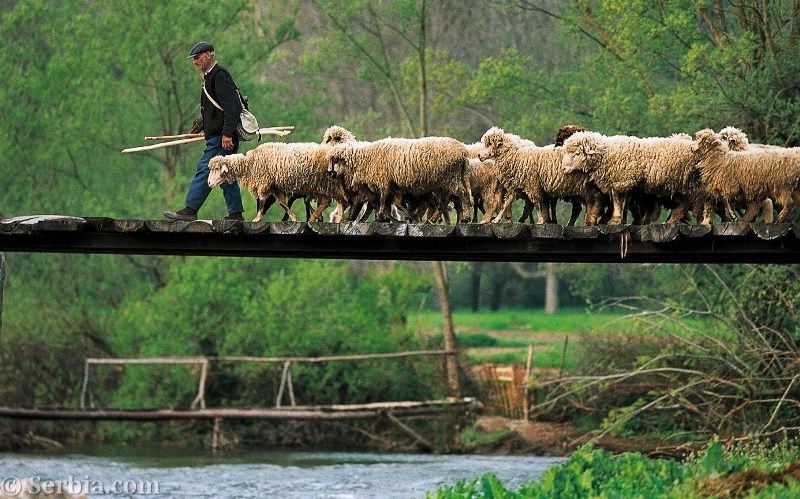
[{"xmin": 2, "ymin": 215, "xmax": 800, "ymax": 263}]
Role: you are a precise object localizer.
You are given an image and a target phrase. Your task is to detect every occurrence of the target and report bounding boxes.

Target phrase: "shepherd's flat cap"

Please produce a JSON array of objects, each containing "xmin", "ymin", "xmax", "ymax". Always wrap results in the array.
[{"xmin": 187, "ymin": 41, "xmax": 214, "ymax": 58}]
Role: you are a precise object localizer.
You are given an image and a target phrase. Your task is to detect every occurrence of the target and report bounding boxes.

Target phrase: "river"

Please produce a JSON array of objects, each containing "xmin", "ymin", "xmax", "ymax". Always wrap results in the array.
[{"xmin": 0, "ymin": 448, "xmax": 564, "ymax": 498}]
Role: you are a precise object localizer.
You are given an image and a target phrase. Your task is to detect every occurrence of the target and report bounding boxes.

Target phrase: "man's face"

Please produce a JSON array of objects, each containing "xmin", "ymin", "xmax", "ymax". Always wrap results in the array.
[{"xmin": 192, "ymin": 51, "xmax": 214, "ymax": 73}]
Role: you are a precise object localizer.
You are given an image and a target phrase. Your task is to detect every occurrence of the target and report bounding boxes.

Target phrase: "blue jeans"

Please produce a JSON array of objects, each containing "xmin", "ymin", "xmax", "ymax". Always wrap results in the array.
[{"xmin": 184, "ymin": 134, "xmax": 244, "ymax": 214}]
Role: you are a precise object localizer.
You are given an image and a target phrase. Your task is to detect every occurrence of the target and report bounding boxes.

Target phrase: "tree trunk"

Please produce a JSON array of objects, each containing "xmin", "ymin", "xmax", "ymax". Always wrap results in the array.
[
  {"xmin": 544, "ymin": 262, "xmax": 558, "ymax": 314},
  {"xmin": 0, "ymin": 252, "xmax": 5, "ymax": 333},
  {"xmin": 470, "ymin": 262, "xmax": 482, "ymax": 311},
  {"xmin": 432, "ymin": 261, "xmax": 459, "ymax": 395},
  {"xmin": 489, "ymin": 278, "xmax": 503, "ymax": 311}
]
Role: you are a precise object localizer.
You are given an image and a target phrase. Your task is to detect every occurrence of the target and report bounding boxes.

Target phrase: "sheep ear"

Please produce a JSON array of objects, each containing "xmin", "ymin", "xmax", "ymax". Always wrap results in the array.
[{"xmin": 221, "ymin": 165, "xmax": 229, "ymax": 174}]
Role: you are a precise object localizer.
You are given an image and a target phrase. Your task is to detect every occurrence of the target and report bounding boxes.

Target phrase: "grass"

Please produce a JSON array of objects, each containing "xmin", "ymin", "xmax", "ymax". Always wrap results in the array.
[
  {"xmin": 412, "ymin": 307, "xmax": 638, "ymax": 335},
  {"xmin": 414, "ymin": 307, "xmax": 713, "ymax": 371}
]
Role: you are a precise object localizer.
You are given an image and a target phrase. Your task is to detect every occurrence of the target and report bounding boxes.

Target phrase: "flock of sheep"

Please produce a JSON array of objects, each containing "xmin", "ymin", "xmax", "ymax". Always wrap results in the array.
[{"xmin": 206, "ymin": 124, "xmax": 800, "ymax": 226}]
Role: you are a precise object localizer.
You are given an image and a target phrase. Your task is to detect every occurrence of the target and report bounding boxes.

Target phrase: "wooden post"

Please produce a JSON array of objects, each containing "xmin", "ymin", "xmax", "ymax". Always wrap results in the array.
[
  {"xmin": 287, "ymin": 364, "xmax": 296, "ymax": 406},
  {"xmin": 191, "ymin": 359, "xmax": 208, "ymax": 409},
  {"xmin": 276, "ymin": 361, "xmax": 291, "ymax": 407},
  {"xmin": 523, "ymin": 344, "xmax": 533, "ymax": 421},
  {"xmin": 0, "ymin": 252, "xmax": 5, "ymax": 334},
  {"xmin": 384, "ymin": 410, "xmax": 433, "ymax": 451},
  {"xmin": 432, "ymin": 261, "xmax": 460, "ymax": 395},
  {"xmin": 558, "ymin": 335, "xmax": 569, "ymax": 379},
  {"xmin": 80, "ymin": 360, "xmax": 90, "ymax": 410},
  {"xmin": 211, "ymin": 417, "xmax": 221, "ymax": 454},
  {"xmin": 544, "ymin": 262, "xmax": 558, "ymax": 314}
]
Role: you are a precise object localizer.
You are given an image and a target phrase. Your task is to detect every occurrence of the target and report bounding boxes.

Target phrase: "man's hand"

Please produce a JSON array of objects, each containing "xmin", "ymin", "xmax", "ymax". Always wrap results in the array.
[
  {"xmin": 189, "ymin": 116, "xmax": 203, "ymax": 134},
  {"xmin": 222, "ymin": 135, "xmax": 234, "ymax": 151}
]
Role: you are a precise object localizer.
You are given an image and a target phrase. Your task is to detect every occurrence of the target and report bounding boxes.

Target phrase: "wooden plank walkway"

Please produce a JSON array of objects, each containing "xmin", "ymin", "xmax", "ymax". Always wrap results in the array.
[
  {"xmin": 3, "ymin": 215, "xmax": 800, "ymax": 263},
  {"xmin": 0, "ymin": 398, "xmax": 478, "ymax": 421}
]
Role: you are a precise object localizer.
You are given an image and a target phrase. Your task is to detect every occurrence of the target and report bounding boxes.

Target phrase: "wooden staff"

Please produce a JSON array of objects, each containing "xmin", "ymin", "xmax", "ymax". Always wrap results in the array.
[
  {"xmin": 144, "ymin": 126, "xmax": 294, "ymax": 141},
  {"xmin": 145, "ymin": 133, "xmax": 203, "ymax": 140},
  {"xmin": 122, "ymin": 136, "xmax": 205, "ymax": 153},
  {"xmin": 122, "ymin": 126, "xmax": 295, "ymax": 153}
]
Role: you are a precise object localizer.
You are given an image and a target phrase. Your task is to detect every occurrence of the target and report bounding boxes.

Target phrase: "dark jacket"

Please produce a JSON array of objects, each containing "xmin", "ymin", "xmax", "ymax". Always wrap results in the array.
[{"xmin": 201, "ymin": 64, "xmax": 241, "ymax": 139}]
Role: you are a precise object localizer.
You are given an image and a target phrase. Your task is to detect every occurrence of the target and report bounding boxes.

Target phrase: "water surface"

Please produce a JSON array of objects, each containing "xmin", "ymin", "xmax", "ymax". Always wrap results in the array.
[{"xmin": 0, "ymin": 448, "xmax": 564, "ymax": 498}]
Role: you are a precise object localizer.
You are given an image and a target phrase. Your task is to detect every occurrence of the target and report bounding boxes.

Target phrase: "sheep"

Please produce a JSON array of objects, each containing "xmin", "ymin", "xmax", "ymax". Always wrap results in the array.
[
  {"xmin": 555, "ymin": 124, "xmax": 588, "ymax": 147},
  {"xmin": 709, "ymin": 126, "xmax": 774, "ymax": 222},
  {"xmin": 327, "ymin": 136, "xmax": 473, "ymax": 223},
  {"xmin": 691, "ymin": 128, "xmax": 800, "ymax": 223},
  {"xmin": 208, "ymin": 141, "xmax": 349, "ymax": 223},
  {"xmin": 226, "ymin": 125, "xmax": 358, "ymax": 223},
  {"xmin": 322, "ymin": 125, "xmax": 356, "ymax": 146},
  {"xmin": 478, "ymin": 127, "xmax": 605, "ymax": 226},
  {"xmin": 464, "ymin": 142, "xmax": 508, "ymax": 223},
  {"xmin": 561, "ymin": 131, "xmax": 703, "ymax": 224}
]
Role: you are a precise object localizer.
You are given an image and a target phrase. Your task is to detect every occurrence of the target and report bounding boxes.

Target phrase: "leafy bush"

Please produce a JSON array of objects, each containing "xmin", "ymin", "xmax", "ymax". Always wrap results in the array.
[
  {"xmin": 430, "ymin": 439, "xmax": 800, "ymax": 498},
  {"xmin": 103, "ymin": 259, "xmax": 439, "ymax": 412}
]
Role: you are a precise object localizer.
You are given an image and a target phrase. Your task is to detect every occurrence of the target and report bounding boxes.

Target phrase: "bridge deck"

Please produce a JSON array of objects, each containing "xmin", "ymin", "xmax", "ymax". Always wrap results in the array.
[
  {"xmin": 0, "ymin": 398, "xmax": 477, "ymax": 421},
  {"xmin": 2, "ymin": 215, "xmax": 800, "ymax": 263}
]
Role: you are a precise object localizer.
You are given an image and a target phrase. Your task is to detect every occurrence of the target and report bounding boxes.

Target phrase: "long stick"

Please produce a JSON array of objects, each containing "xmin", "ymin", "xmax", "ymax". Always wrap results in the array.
[
  {"xmin": 123, "ymin": 127, "xmax": 295, "ymax": 154},
  {"xmin": 122, "ymin": 136, "xmax": 205, "ymax": 153},
  {"xmin": 145, "ymin": 126, "xmax": 294, "ymax": 141},
  {"xmin": 145, "ymin": 133, "xmax": 203, "ymax": 140}
]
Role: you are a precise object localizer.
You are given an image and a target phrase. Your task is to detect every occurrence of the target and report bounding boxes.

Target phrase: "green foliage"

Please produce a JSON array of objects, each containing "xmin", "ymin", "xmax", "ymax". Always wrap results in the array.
[
  {"xmin": 101, "ymin": 259, "xmax": 439, "ymax": 412},
  {"xmin": 431, "ymin": 440, "xmax": 800, "ymax": 498},
  {"xmin": 457, "ymin": 425, "xmax": 511, "ymax": 452}
]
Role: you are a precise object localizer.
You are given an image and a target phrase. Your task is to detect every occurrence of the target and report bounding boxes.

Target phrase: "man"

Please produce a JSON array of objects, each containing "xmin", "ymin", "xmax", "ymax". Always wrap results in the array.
[{"xmin": 164, "ymin": 41, "xmax": 244, "ymax": 221}]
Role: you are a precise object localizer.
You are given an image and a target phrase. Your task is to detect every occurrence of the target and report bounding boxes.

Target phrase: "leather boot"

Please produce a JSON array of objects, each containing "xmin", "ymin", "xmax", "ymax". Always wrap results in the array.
[{"xmin": 164, "ymin": 206, "xmax": 198, "ymax": 221}]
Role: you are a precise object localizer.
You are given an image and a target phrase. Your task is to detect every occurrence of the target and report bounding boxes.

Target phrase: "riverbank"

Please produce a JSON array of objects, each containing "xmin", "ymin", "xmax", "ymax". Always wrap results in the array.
[
  {"xmin": 1, "ymin": 417, "xmax": 681, "ymax": 458},
  {"xmin": 465, "ymin": 416, "xmax": 690, "ymax": 459}
]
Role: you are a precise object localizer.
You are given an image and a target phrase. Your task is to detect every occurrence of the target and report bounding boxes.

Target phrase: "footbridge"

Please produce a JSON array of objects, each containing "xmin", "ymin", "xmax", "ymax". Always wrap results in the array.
[{"xmin": 2, "ymin": 215, "xmax": 800, "ymax": 262}]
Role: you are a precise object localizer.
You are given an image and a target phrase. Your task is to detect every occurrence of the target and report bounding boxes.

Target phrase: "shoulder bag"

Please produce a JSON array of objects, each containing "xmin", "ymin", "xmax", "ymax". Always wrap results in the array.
[{"xmin": 203, "ymin": 85, "xmax": 260, "ymax": 141}]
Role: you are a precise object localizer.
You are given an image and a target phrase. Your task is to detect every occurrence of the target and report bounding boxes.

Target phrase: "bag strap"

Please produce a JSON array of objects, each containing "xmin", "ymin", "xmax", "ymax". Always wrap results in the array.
[
  {"xmin": 203, "ymin": 85, "xmax": 223, "ymax": 111},
  {"xmin": 203, "ymin": 84, "xmax": 245, "ymax": 112}
]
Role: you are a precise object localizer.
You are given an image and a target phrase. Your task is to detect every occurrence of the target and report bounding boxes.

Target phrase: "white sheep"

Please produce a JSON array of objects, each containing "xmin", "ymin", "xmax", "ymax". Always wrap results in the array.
[
  {"xmin": 327, "ymin": 136, "xmax": 473, "ymax": 223},
  {"xmin": 478, "ymin": 127, "xmax": 605, "ymax": 225},
  {"xmin": 692, "ymin": 128, "xmax": 800, "ymax": 223},
  {"xmin": 561, "ymin": 131, "xmax": 703, "ymax": 224},
  {"xmin": 208, "ymin": 141, "xmax": 348, "ymax": 223},
  {"xmin": 710, "ymin": 126, "xmax": 774, "ymax": 222},
  {"xmin": 464, "ymin": 142, "xmax": 508, "ymax": 223}
]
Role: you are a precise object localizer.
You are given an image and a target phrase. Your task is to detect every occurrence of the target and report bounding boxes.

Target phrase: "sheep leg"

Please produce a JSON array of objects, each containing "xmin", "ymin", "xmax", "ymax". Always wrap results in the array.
[
  {"xmin": 274, "ymin": 192, "xmax": 299, "ymax": 221},
  {"xmin": 328, "ymin": 202, "xmax": 344, "ymax": 223},
  {"xmin": 760, "ymin": 199, "xmax": 774, "ymax": 223},
  {"xmin": 699, "ymin": 200, "xmax": 714, "ymax": 225},
  {"xmin": 518, "ymin": 196, "xmax": 537, "ymax": 223},
  {"xmin": 480, "ymin": 191, "xmax": 502, "ymax": 224},
  {"xmin": 582, "ymin": 201, "xmax": 601, "ymax": 227},
  {"xmin": 738, "ymin": 201, "xmax": 761, "ymax": 224},
  {"xmin": 548, "ymin": 198, "xmax": 565, "ymax": 225},
  {"xmin": 610, "ymin": 191, "xmax": 627, "ymax": 224},
  {"xmin": 473, "ymin": 198, "xmax": 484, "ymax": 223},
  {"xmin": 533, "ymin": 197, "xmax": 551, "ymax": 224},
  {"xmin": 723, "ymin": 199, "xmax": 739, "ymax": 222},
  {"xmin": 664, "ymin": 196, "xmax": 690, "ymax": 224},
  {"xmin": 567, "ymin": 200, "xmax": 582, "ymax": 226},
  {"xmin": 253, "ymin": 193, "xmax": 277, "ymax": 223},
  {"xmin": 309, "ymin": 196, "xmax": 332, "ymax": 222},
  {"xmin": 774, "ymin": 198, "xmax": 796, "ymax": 223},
  {"xmin": 492, "ymin": 192, "xmax": 516, "ymax": 223}
]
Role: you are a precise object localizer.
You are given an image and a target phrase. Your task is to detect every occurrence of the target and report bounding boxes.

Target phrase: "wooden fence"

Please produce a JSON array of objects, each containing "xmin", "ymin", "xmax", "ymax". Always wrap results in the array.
[{"xmin": 80, "ymin": 350, "xmax": 458, "ymax": 411}]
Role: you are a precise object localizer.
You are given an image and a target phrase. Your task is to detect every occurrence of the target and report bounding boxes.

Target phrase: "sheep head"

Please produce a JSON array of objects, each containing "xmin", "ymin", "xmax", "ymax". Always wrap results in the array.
[
  {"xmin": 562, "ymin": 131, "xmax": 602, "ymax": 173},
  {"xmin": 718, "ymin": 126, "xmax": 749, "ymax": 151},
  {"xmin": 691, "ymin": 128, "xmax": 726, "ymax": 158},
  {"xmin": 208, "ymin": 153, "xmax": 245, "ymax": 188},
  {"xmin": 555, "ymin": 124, "xmax": 588, "ymax": 147},
  {"xmin": 322, "ymin": 125, "xmax": 355, "ymax": 146},
  {"xmin": 326, "ymin": 142, "xmax": 353, "ymax": 177},
  {"xmin": 478, "ymin": 126, "xmax": 508, "ymax": 162}
]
